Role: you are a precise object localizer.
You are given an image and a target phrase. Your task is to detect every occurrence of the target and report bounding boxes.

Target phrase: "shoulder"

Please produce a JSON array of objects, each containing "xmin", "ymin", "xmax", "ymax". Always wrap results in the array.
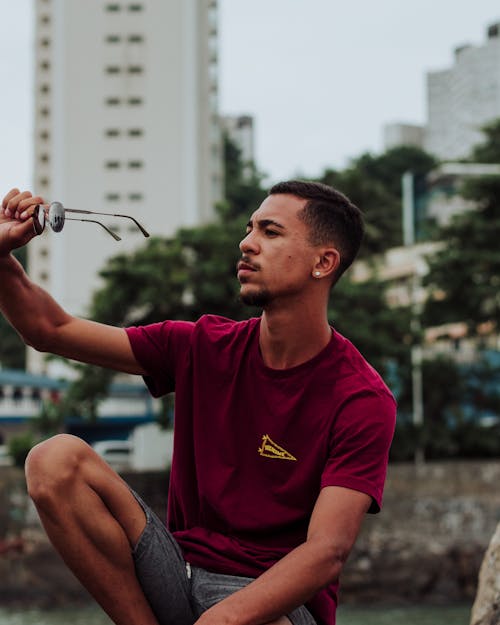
[{"xmin": 332, "ymin": 329, "xmax": 395, "ymax": 404}]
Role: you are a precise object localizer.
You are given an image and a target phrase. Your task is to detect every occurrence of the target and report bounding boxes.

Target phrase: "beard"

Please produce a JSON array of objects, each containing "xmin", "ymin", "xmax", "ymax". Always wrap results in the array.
[{"xmin": 239, "ymin": 287, "xmax": 272, "ymax": 308}]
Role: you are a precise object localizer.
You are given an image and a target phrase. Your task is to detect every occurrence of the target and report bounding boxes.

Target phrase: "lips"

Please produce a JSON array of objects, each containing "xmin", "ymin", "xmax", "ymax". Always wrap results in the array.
[
  {"xmin": 237, "ymin": 260, "xmax": 259, "ymax": 281},
  {"xmin": 237, "ymin": 261, "xmax": 257, "ymax": 272}
]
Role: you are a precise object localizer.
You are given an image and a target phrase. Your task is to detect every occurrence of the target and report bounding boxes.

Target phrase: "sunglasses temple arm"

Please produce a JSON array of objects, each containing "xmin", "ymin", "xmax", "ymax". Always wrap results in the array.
[
  {"xmin": 65, "ymin": 208, "xmax": 150, "ymax": 237},
  {"xmin": 65, "ymin": 217, "xmax": 122, "ymax": 241}
]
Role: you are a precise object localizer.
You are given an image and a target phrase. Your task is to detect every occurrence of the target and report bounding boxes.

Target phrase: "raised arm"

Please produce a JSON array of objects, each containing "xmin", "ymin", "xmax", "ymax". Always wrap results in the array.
[{"xmin": 0, "ymin": 188, "xmax": 146, "ymax": 375}]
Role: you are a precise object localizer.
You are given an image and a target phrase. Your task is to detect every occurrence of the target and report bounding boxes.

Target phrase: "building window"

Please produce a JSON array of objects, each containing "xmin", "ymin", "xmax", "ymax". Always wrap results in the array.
[
  {"xmin": 105, "ymin": 97, "xmax": 122, "ymax": 106},
  {"xmin": 105, "ymin": 128, "xmax": 121, "ymax": 137},
  {"xmin": 105, "ymin": 3, "xmax": 121, "ymax": 11},
  {"xmin": 39, "ymin": 106, "xmax": 50, "ymax": 117},
  {"xmin": 39, "ymin": 247, "xmax": 49, "ymax": 257},
  {"xmin": 105, "ymin": 161, "xmax": 121, "ymax": 169},
  {"xmin": 128, "ymin": 34, "xmax": 144, "ymax": 43},
  {"xmin": 105, "ymin": 193, "xmax": 121, "ymax": 201},
  {"xmin": 127, "ymin": 97, "xmax": 143, "ymax": 106},
  {"xmin": 40, "ymin": 83, "xmax": 50, "ymax": 94},
  {"xmin": 39, "ymin": 153, "xmax": 50, "ymax": 163},
  {"xmin": 40, "ymin": 60, "xmax": 50, "ymax": 70},
  {"xmin": 105, "ymin": 34, "xmax": 122, "ymax": 43},
  {"xmin": 127, "ymin": 65, "xmax": 144, "ymax": 74},
  {"xmin": 128, "ymin": 160, "xmax": 144, "ymax": 169},
  {"xmin": 39, "ymin": 177, "xmax": 49, "ymax": 187},
  {"xmin": 40, "ymin": 14, "xmax": 51, "ymax": 25},
  {"xmin": 40, "ymin": 37, "xmax": 51, "ymax": 47},
  {"xmin": 128, "ymin": 192, "xmax": 143, "ymax": 201},
  {"xmin": 105, "ymin": 66, "xmax": 121, "ymax": 74},
  {"xmin": 128, "ymin": 4, "xmax": 144, "ymax": 12},
  {"xmin": 128, "ymin": 128, "xmax": 144, "ymax": 137},
  {"xmin": 39, "ymin": 130, "xmax": 50, "ymax": 140}
]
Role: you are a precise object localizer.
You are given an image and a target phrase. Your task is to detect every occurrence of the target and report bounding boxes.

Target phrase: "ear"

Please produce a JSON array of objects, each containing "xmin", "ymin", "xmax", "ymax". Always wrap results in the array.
[{"xmin": 311, "ymin": 247, "xmax": 341, "ymax": 280}]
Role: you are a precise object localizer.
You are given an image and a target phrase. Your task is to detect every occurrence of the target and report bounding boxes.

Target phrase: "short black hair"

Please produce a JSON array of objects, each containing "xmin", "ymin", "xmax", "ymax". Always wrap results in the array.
[{"xmin": 269, "ymin": 180, "xmax": 364, "ymax": 282}]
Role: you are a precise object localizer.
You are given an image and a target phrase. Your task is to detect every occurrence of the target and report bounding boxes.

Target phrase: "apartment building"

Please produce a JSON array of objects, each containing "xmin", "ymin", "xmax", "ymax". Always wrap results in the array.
[
  {"xmin": 425, "ymin": 22, "xmax": 500, "ymax": 160},
  {"xmin": 30, "ymin": 0, "xmax": 222, "ymax": 372}
]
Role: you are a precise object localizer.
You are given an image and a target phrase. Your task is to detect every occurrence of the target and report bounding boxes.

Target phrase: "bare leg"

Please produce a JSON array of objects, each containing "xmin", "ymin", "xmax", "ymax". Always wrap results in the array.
[{"xmin": 25, "ymin": 433, "xmax": 160, "ymax": 625}]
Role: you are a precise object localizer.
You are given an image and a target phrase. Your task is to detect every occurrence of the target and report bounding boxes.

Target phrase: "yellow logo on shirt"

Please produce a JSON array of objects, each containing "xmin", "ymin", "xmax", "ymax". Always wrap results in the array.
[{"xmin": 258, "ymin": 434, "xmax": 297, "ymax": 461}]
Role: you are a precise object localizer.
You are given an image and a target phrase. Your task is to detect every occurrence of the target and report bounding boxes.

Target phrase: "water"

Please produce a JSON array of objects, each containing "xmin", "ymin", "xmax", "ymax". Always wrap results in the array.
[
  {"xmin": 337, "ymin": 604, "xmax": 470, "ymax": 624},
  {"xmin": 0, "ymin": 604, "xmax": 471, "ymax": 625}
]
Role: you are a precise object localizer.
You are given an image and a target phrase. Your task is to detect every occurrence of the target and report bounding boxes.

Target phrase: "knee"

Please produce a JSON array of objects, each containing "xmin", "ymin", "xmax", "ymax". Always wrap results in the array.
[{"xmin": 25, "ymin": 434, "xmax": 91, "ymax": 505}]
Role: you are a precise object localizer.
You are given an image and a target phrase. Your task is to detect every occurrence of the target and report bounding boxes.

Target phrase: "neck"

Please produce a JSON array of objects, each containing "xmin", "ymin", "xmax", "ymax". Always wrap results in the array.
[{"xmin": 259, "ymin": 301, "xmax": 332, "ymax": 369}]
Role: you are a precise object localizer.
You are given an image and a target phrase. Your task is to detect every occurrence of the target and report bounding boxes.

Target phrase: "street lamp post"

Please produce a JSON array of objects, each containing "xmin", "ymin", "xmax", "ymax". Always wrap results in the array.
[{"xmin": 402, "ymin": 172, "xmax": 425, "ymax": 465}]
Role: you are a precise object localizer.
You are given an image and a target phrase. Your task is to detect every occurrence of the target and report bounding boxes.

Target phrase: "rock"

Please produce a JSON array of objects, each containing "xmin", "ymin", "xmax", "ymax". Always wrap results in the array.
[{"xmin": 470, "ymin": 522, "xmax": 500, "ymax": 625}]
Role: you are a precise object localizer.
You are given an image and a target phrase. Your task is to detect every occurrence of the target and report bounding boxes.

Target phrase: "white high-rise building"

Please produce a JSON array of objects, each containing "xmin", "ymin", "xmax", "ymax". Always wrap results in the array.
[
  {"xmin": 30, "ymin": 0, "xmax": 222, "ymax": 372},
  {"xmin": 425, "ymin": 22, "xmax": 500, "ymax": 160}
]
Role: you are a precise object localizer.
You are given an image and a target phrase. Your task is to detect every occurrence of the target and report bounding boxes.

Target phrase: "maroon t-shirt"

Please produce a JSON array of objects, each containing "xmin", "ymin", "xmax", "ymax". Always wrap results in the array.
[{"xmin": 126, "ymin": 315, "xmax": 396, "ymax": 625}]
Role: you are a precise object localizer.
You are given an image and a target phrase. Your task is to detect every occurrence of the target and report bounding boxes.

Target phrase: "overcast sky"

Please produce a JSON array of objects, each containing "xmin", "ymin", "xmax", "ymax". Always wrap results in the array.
[{"xmin": 1, "ymin": 0, "xmax": 499, "ymax": 193}]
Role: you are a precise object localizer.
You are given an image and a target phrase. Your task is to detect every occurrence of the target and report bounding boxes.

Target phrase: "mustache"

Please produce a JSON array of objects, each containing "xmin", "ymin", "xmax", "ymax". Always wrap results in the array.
[{"xmin": 237, "ymin": 256, "xmax": 260, "ymax": 272}]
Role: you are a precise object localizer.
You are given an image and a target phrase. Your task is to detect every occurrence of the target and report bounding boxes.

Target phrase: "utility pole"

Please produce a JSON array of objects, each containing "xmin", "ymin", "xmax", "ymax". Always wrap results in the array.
[{"xmin": 402, "ymin": 172, "xmax": 424, "ymax": 466}]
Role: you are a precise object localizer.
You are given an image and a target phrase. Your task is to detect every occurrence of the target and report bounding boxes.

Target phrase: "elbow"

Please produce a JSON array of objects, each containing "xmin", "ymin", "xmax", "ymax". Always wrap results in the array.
[
  {"xmin": 326, "ymin": 544, "xmax": 350, "ymax": 581},
  {"xmin": 311, "ymin": 537, "xmax": 351, "ymax": 584}
]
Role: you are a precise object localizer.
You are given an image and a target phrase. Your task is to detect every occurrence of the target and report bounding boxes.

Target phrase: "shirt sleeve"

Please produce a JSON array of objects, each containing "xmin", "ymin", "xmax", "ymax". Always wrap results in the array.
[
  {"xmin": 125, "ymin": 320, "xmax": 195, "ymax": 397},
  {"xmin": 321, "ymin": 389, "xmax": 396, "ymax": 513}
]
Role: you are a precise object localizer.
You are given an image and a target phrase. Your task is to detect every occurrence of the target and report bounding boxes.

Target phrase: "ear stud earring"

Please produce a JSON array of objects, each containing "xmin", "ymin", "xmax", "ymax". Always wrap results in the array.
[{"xmin": 314, "ymin": 271, "xmax": 321, "ymax": 277}]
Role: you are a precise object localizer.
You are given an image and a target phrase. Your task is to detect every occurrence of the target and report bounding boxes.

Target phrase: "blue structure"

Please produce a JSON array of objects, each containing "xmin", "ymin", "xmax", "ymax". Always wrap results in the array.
[{"xmin": 0, "ymin": 368, "xmax": 159, "ymax": 445}]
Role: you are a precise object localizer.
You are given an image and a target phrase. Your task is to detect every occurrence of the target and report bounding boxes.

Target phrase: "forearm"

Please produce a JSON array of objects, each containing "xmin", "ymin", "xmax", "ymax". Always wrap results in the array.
[
  {"xmin": 197, "ymin": 537, "xmax": 344, "ymax": 625},
  {"xmin": 0, "ymin": 253, "xmax": 71, "ymax": 350}
]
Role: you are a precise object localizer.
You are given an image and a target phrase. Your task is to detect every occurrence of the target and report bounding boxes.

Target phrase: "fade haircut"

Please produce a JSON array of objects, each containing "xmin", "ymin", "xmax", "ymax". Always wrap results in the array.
[{"xmin": 269, "ymin": 180, "xmax": 364, "ymax": 283}]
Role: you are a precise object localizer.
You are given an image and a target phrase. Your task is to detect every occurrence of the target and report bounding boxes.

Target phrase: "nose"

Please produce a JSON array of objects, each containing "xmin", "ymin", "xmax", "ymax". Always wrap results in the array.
[{"xmin": 239, "ymin": 230, "xmax": 259, "ymax": 255}]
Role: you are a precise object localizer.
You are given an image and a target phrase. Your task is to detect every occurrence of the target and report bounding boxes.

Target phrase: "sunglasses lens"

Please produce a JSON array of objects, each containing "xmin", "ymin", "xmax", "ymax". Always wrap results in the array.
[
  {"xmin": 32, "ymin": 205, "xmax": 46, "ymax": 235},
  {"xmin": 48, "ymin": 201, "xmax": 65, "ymax": 232}
]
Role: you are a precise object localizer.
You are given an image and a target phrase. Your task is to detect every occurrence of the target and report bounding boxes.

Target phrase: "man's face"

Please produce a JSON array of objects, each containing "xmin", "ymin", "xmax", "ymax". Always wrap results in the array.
[{"xmin": 237, "ymin": 194, "xmax": 318, "ymax": 308}]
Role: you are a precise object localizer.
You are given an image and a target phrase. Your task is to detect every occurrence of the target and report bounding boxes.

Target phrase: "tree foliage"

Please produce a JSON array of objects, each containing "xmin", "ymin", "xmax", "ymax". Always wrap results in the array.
[
  {"xmin": 424, "ymin": 119, "xmax": 500, "ymax": 334},
  {"xmin": 329, "ymin": 273, "xmax": 412, "ymax": 381},
  {"xmin": 318, "ymin": 146, "xmax": 436, "ymax": 255}
]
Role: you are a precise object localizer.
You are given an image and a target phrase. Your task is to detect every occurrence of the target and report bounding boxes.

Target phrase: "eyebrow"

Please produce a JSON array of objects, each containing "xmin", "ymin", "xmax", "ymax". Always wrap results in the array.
[{"xmin": 246, "ymin": 218, "xmax": 286, "ymax": 230}]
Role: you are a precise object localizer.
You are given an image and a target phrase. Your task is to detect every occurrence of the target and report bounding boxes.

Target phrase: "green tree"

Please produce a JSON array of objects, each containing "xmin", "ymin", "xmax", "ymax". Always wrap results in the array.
[
  {"xmin": 220, "ymin": 132, "xmax": 267, "ymax": 219},
  {"xmin": 319, "ymin": 146, "xmax": 436, "ymax": 255},
  {"xmin": 328, "ymin": 274, "xmax": 412, "ymax": 381},
  {"xmin": 424, "ymin": 119, "xmax": 500, "ymax": 333}
]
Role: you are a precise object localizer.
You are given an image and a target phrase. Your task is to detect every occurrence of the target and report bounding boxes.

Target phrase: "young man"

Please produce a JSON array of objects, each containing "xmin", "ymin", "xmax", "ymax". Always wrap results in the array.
[{"xmin": 0, "ymin": 181, "xmax": 396, "ymax": 625}]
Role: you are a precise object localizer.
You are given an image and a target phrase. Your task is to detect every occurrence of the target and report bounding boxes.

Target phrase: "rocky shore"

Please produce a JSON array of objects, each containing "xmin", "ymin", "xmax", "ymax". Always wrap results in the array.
[{"xmin": 1, "ymin": 461, "xmax": 499, "ymax": 611}]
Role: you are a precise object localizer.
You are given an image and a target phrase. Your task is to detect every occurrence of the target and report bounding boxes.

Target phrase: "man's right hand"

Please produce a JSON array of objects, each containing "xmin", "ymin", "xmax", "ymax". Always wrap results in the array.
[
  {"xmin": 0, "ymin": 187, "xmax": 146, "ymax": 375},
  {"xmin": 0, "ymin": 188, "xmax": 45, "ymax": 257}
]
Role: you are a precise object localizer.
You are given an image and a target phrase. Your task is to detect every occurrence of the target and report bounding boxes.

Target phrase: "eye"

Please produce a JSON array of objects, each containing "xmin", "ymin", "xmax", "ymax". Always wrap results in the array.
[{"xmin": 265, "ymin": 229, "xmax": 279, "ymax": 237}]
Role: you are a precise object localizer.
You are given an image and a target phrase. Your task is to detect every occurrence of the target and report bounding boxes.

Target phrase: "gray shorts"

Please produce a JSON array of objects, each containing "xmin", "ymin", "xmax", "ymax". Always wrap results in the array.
[{"xmin": 131, "ymin": 490, "xmax": 317, "ymax": 625}]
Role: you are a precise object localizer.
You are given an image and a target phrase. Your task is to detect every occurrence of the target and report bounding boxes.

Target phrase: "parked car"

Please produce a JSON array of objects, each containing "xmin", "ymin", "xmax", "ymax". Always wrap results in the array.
[{"xmin": 92, "ymin": 440, "xmax": 133, "ymax": 470}]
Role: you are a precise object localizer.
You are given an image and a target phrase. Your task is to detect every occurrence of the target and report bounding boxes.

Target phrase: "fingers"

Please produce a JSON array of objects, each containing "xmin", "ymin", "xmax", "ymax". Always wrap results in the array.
[
  {"xmin": 2, "ymin": 189, "xmax": 45, "ymax": 220},
  {"xmin": 2, "ymin": 188, "xmax": 20, "ymax": 210}
]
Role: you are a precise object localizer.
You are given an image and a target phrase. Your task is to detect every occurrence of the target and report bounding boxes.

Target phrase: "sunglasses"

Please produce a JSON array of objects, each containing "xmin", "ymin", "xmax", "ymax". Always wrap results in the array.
[{"xmin": 32, "ymin": 202, "xmax": 150, "ymax": 241}]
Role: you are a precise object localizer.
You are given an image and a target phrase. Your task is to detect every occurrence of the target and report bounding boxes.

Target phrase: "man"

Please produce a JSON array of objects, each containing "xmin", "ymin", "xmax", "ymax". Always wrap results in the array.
[{"xmin": 0, "ymin": 181, "xmax": 396, "ymax": 625}]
